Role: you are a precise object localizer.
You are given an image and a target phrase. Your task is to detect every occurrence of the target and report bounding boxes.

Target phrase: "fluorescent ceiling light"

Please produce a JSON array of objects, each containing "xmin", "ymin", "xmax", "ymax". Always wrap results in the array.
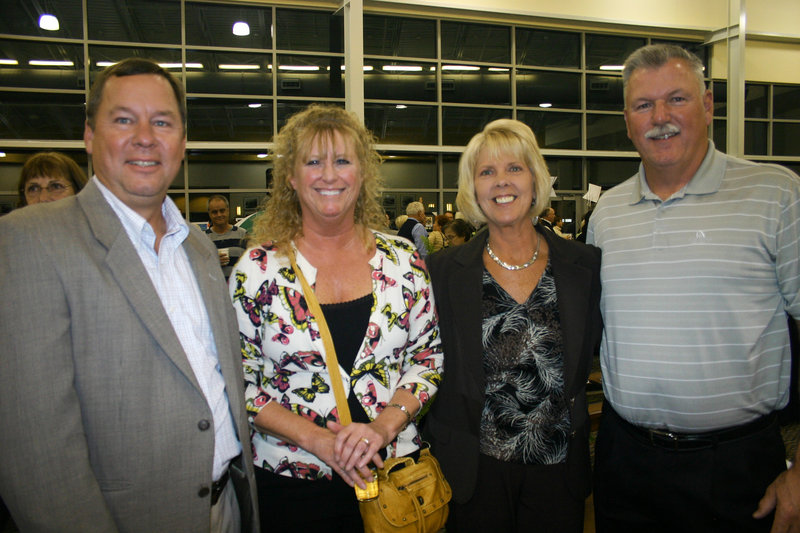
[
  {"xmin": 29, "ymin": 60, "xmax": 73, "ymax": 67},
  {"xmin": 0, "ymin": 59, "xmax": 19, "ymax": 65},
  {"xmin": 278, "ymin": 65, "xmax": 319, "ymax": 71},
  {"xmin": 97, "ymin": 61, "xmax": 115, "ymax": 67},
  {"xmin": 159, "ymin": 63, "xmax": 203, "ymax": 69},
  {"xmin": 599, "ymin": 65, "xmax": 624, "ymax": 71},
  {"xmin": 395, "ymin": 104, "xmax": 407, "ymax": 109},
  {"xmin": 0, "ymin": 152, "xmax": 6, "ymax": 157},
  {"xmin": 331, "ymin": 65, "xmax": 373, "ymax": 71},
  {"xmin": 248, "ymin": 103, "xmax": 262, "ymax": 108},
  {"xmin": 257, "ymin": 153, "xmax": 269, "ymax": 158},
  {"xmin": 488, "ymin": 67, "xmax": 509, "ymax": 72},
  {"xmin": 382, "ymin": 65, "xmax": 422, "ymax": 72},
  {"xmin": 232, "ymin": 22, "xmax": 250, "ymax": 36},
  {"xmin": 539, "ymin": 102, "xmax": 553, "ymax": 108},
  {"xmin": 39, "ymin": 14, "xmax": 59, "ymax": 31},
  {"xmin": 442, "ymin": 65, "xmax": 480, "ymax": 71},
  {"xmin": 219, "ymin": 64, "xmax": 260, "ymax": 70}
]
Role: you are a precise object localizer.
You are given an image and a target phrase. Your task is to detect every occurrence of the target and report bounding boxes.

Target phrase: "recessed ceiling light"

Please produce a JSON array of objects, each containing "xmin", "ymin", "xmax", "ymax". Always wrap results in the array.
[
  {"xmin": 232, "ymin": 22, "xmax": 250, "ymax": 36},
  {"xmin": 248, "ymin": 103, "xmax": 262, "ymax": 108},
  {"xmin": 539, "ymin": 102, "xmax": 553, "ymax": 108},
  {"xmin": 39, "ymin": 14, "xmax": 59, "ymax": 31}
]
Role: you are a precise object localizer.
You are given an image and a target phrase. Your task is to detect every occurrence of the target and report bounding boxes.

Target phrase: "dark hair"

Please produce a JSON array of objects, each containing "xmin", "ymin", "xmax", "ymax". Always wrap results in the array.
[
  {"xmin": 18, "ymin": 152, "xmax": 88, "ymax": 207},
  {"xmin": 86, "ymin": 57, "xmax": 186, "ymax": 132},
  {"xmin": 443, "ymin": 219, "xmax": 473, "ymax": 242},
  {"xmin": 435, "ymin": 214, "xmax": 449, "ymax": 228}
]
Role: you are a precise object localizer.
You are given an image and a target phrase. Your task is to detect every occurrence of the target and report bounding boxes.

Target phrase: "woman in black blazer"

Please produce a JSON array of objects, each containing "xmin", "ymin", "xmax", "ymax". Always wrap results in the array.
[{"xmin": 425, "ymin": 119, "xmax": 602, "ymax": 532}]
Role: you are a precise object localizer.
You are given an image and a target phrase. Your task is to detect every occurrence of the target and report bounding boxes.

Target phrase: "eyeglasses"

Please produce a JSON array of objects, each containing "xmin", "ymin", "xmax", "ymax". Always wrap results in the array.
[{"xmin": 24, "ymin": 181, "xmax": 73, "ymax": 197}]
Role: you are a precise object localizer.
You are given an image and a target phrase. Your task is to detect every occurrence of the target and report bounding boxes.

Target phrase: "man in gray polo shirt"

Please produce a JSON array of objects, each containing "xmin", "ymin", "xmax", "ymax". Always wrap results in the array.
[{"xmin": 588, "ymin": 44, "xmax": 800, "ymax": 533}]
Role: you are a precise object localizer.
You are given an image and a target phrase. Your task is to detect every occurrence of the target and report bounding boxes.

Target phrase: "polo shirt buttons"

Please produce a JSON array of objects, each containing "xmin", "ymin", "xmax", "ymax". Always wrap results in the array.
[{"xmin": 198, "ymin": 419, "xmax": 211, "ymax": 431}]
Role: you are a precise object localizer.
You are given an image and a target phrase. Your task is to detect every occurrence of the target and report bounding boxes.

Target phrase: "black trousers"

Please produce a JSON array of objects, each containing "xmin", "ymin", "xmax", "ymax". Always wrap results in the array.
[
  {"xmin": 593, "ymin": 406, "xmax": 786, "ymax": 533},
  {"xmin": 254, "ymin": 466, "xmax": 362, "ymax": 533},
  {"xmin": 447, "ymin": 453, "xmax": 584, "ymax": 533}
]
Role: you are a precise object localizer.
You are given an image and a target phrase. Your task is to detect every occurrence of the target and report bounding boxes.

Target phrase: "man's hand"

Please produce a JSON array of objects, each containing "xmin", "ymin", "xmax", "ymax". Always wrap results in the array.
[{"xmin": 754, "ymin": 461, "xmax": 800, "ymax": 533}]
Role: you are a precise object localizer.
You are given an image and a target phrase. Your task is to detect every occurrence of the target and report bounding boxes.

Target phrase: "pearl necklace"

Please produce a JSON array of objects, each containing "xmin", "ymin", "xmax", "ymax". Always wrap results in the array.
[{"xmin": 486, "ymin": 234, "xmax": 540, "ymax": 271}]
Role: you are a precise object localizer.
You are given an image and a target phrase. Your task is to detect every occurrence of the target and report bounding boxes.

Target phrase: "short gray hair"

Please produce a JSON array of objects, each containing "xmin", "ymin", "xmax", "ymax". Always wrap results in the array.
[
  {"xmin": 207, "ymin": 194, "xmax": 229, "ymax": 211},
  {"xmin": 406, "ymin": 201, "xmax": 425, "ymax": 216},
  {"xmin": 623, "ymin": 44, "xmax": 706, "ymax": 104}
]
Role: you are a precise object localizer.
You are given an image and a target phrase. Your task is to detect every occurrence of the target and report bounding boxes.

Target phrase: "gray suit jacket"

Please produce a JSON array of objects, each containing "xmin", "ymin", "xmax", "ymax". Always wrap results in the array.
[{"xmin": 0, "ymin": 181, "xmax": 258, "ymax": 532}]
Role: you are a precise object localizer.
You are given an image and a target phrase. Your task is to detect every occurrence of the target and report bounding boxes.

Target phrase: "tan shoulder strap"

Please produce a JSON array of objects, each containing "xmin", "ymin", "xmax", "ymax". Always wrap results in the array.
[{"xmin": 288, "ymin": 249, "xmax": 353, "ymax": 426}]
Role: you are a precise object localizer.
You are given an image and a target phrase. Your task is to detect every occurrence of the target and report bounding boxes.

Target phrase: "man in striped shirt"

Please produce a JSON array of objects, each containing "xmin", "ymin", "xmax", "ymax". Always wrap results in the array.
[{"xmin": 588, "ymin": 44, "xmax": 800, "ymax": 533}]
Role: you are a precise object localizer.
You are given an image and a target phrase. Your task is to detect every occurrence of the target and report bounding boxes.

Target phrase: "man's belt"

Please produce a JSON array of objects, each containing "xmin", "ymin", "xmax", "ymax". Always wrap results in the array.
[
  {"xmin": 211, "ymin": 469, "xmax": 230, "ymax": 506},
  {"xmin": 615, "ymin": 408, "xmax": 777, "ymax": 451}
]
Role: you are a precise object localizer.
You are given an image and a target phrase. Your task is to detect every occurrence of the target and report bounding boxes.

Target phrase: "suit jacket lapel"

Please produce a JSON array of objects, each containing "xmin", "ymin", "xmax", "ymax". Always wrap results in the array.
[
  {"xmin": 183, "ymin": 230, "xmax": 244, "ymax": 407},
  {"xmin": 447, "ymin": 232, "xmax": 489, "ymax": 407},
  {"xmin": 78, "ymin": 181, "xmax": 203, "ymax": 392},
  {"xmin": 543, "ymin": 229, "xmax": 594, "ymax": 396}
]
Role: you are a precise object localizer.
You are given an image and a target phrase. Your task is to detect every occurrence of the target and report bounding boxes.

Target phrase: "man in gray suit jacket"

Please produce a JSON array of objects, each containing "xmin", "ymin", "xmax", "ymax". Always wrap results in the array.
[{"xmin": 0, "ymin": 58, "xmax": 258, "ymax": 532}]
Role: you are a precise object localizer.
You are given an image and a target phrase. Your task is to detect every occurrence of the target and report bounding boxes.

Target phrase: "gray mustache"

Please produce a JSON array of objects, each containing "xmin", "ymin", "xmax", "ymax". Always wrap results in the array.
[{"xmin": 644, "ymin": 123, "xmax": 681, "ymax": 139}]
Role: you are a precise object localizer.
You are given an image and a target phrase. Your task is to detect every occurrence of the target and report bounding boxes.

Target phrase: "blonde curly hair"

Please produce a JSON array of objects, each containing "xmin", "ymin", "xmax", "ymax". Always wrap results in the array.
[{"xmin": 249, "ymin": 104, "xmax": 384, "ymax": 254}]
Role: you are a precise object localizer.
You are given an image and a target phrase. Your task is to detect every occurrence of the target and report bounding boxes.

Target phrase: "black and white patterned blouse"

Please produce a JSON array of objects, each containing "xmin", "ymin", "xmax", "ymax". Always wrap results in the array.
[{"xmin": 479, "ymin": 261, "xmax": 570, "ymax": 465}]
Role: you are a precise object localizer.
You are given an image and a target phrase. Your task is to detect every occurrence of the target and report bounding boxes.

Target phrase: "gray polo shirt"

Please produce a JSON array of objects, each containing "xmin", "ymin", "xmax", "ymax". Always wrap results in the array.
[{"xmin": 588, "ymin": 142, "xmax": 800, "ymax": 432}]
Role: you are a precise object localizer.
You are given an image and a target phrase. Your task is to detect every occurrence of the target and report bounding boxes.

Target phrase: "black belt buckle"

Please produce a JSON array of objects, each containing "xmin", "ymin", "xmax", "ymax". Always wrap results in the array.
[
  {"xmin": 647, "ymin": 428, "xmax": 716, "ymax": 450},
  {"xmin": 211, "ymin": 470, "xmax": 230, "ymax": 506}
]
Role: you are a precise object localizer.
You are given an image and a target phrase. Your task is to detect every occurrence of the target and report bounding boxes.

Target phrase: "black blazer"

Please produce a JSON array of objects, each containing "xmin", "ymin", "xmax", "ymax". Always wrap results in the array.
[{"xmin": 424, "ymin": 226, "xmax": 602, "ymax": 504}]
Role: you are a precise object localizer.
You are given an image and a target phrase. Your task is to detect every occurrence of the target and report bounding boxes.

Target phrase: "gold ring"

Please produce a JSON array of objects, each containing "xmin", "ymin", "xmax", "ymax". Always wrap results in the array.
[{"xmin": 361, "ymin": 437, "xmax": 370, "ymax": 446}]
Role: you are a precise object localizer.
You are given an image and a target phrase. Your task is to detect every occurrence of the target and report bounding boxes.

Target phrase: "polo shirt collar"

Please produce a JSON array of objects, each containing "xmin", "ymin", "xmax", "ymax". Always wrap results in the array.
[{"xmin": 630, "ymin": 140, "xmax": 724, "ymax": 204}]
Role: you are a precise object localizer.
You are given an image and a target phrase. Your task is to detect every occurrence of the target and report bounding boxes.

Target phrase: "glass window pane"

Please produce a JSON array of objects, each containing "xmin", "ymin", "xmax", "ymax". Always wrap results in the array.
[
  {"xmin": 713, "ymin": 80, "xmax": 727, "ymax": 117},
  {"xmin": 89, "ymin": 46, "xmax": 184, "ymax": 87},
  {"xmin": 517, "ymin": 111, "xmax": 581, "ymax": 150},
  {"xmin": 186, "ymin": 51, "xmax": 272, "ymax": 95},
  {"xmin": 713, "ymin": 119, "xmax": 727, "ymax": 153},
  {"xmin": 0, "ymin": 0, "xmax": 84, "ymax": 39},
  {"xmin": 443, "ymin": 155, "xmax": 459, "ymax": 189},
  {"xmin": 380, "ymin": 153, "xmax": 438, "ymax": 189},
  {"xmin": 442, "ymin": 107, "xmax": 511, "ymax": 146},
  {"xmin": 516, "ymin": 28, "xmax": 579, "ymax": 68},
  {"xmin": 441, "ymin": 21, "xmax": 510, "ymax": 63},
  {"xmin": 277, "ymin": 55, "xmax": 344, "ymax": 98},
  {"xmin": 0, "ymin": 92, "xmax": 85, "ymax": 140},
  {"xmin": 586, "ymin": 75, "xmax": 624, "ymax": 111},
  {"xmin": 365, "ymin": 60, "xmax": 436, "ymax": 102},
  {"xmin": 364, "ymin": 15, "xmax": 435, "ymax": 58},
  {"xmin": 364, "ymin": 104, "xmax": 437, "ymax": 145},
  {"xmin": 517, "ymin": 70, "xmax": 580, "ymax": 109},
  {"xmin": 186, "ymin": 151, "xmax": 272, "ymax": 191},
  {"xmin": 773, "ymin": 123, "xmax": 800, "ymax": 156},
  {"xmin": 276, "ymin": 8, "xmax": 343, "ymax": 53},
  {"xmin": 87, "ymin": 0, "xmax": 180, "ymax": 44},
  {"xmin": 586, "ymin": 114, "xmax": 634, "ymax": 151},
  {"xmin": 277, "ymin": 102, "xmax": 344, "ymax": 133},
  {"xmin": 587, "ymin": 158, "xmax": 640, "ymax": 189},
  {"xmin": 187, "ymin": 98, "xmax": 273, "ymax": 142},
  {"xmin": 186, "ymin": 3, "xmax": 272, "ymax": 50},
  {"xmin": 441, "ymin": 67, "xmax": 510, "ymax": 105},
  {"xmin": 744, "ymin": 121, "xmax": 768, "ymax": 155},
  {"xmin": 586, "ymin": 34, "xmax": 646, "ymax": 70},
  {"xmin": 546, "ymin": 158, "xmax": 582, "ymax": 191},
  {"xmin": 0, "ymin": 40, "xmax": 84, "ymax": 90},
  {"xmin": 774, "ymin": 85, "xmax": 800, "ymax": 119},
  {"xmin": 745, "ymin": 83, "xmax": 768, "ymax": 118}
]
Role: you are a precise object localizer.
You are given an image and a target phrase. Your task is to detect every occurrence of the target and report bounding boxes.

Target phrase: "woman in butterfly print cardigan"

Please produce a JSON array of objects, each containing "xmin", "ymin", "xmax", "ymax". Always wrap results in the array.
[
  {"xmin": 232, "ymin": 233, "xmax": 441, "ymax": 477},
  {"xmin": 229, "ymin": 104, "xmax": 443, "ymax": 531}
]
